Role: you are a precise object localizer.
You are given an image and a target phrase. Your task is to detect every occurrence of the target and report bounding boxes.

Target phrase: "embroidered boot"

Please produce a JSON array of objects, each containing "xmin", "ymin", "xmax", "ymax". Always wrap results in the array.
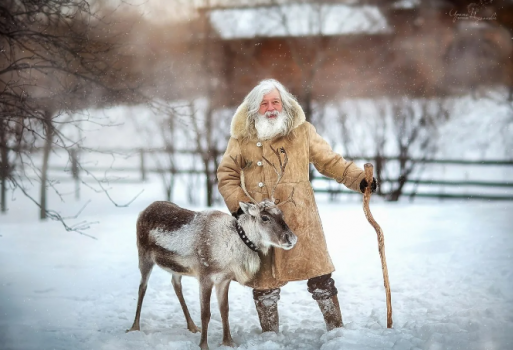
[
  {"xmin": 253, "ymin": 288, "xmax": 280, "ymax": 333},
  {"xmin": 307, "ymin": 273, "xmax": 343, "ymax": 331},
  {"xmin": 316, "ymin": 294, "xmax": 343, "ymax": 331}
]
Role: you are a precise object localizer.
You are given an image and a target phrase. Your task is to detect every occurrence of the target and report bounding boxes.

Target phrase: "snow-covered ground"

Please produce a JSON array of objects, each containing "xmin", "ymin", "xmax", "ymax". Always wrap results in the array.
[
  {"xmin": 1, "ymin": 180, "xmax": 512, "ymax": 350},
  {"xmin": 1, "ymin": 91, "xmax": 512, "ymax": 349}
]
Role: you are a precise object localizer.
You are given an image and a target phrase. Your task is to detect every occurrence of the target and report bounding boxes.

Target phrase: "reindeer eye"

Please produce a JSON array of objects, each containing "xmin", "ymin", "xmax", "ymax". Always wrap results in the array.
[{"xmin": 261, "ymin": 215, "xmax": 270, "ymax": 222}]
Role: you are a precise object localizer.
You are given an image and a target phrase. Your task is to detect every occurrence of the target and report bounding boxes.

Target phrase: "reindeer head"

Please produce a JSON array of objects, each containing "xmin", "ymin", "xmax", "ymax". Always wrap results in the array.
[{"xmin": 239, "ymin": 200, "xmax": 297, "ymax": 251}]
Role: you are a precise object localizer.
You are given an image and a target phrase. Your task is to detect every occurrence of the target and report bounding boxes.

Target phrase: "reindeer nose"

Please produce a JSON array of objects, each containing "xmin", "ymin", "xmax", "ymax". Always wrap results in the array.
[{"xmin": 286, "ymin": 233, "xmax": 297, "ymax": 248}]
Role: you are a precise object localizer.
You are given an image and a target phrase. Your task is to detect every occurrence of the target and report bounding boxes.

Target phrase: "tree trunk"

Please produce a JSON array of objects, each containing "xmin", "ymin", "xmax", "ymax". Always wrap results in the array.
[
  {"xmin": 375, "ymin": 153, "xmax": 384, "ymax": 196},
  {"xmin": 301, "ymin": 89, "xmax": 313, "ymax": 124},
  {"xmin": 205, "ymin": 176, "xmax": 213, "ymax": 207},
  {"xmin": 387, "ymin": 153, "xmax": 413, "ymax": 201},
  {"xmin": 40, "ymin": 112, "xmax": 54, "ymax": 220},
  {"xmin": 204, "ymin": 158, "xmax": 214, "ymax": 207},
  {"xmin": 71, "ymin": 148, "xmax": 80, "ymax": 200},
  {"xmin": 0, "ymin": 119, "xmax": 7, "ymax": 213},
  {"xmin": 0, "ymin": 165, "xmax": 5, "ymax": 213},
  {"xmin": 165, "ymin": 172, "xmax": 174, "ymax": 202},
  {"xmin": 387, "ymin": 175, "xmax": 406, "ymax": 202}
]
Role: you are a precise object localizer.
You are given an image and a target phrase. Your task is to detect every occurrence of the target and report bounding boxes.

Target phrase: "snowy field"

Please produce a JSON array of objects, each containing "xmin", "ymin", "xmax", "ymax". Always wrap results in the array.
[{"xmin": 1, "ymin": 180, "xmax": 512, "ymax": 350}]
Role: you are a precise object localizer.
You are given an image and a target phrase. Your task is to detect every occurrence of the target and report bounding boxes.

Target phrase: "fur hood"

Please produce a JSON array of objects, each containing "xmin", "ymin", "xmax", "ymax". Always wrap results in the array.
[{"xmin": 230, "ymin": 98, "xmax": 306, "ymax": 139}]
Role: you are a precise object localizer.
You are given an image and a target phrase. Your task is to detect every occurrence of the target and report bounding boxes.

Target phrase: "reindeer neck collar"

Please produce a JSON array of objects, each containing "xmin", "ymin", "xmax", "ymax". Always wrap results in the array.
[{"xmin": 235, "ymin": 220, "xmax": 259, "ymax": 252}]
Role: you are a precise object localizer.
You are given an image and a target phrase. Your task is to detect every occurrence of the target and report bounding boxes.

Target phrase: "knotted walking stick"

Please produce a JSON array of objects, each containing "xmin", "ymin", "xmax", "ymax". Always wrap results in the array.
[{"xmin": 363, "ymin": 163, "xmax": 393, "ymax": 328}]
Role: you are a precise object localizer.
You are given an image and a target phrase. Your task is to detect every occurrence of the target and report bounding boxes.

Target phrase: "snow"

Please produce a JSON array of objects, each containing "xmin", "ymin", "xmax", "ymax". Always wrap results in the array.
[
  {"xmin": 1, "ymin": 180, "xmax": 513, "ymax": 350},
  {"xmin": 1, "ymin": 89, "xmax": 512, "ymax": 349}
]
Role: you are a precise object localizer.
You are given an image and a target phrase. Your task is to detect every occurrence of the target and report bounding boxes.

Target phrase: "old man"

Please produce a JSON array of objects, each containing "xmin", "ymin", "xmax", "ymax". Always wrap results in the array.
[{"xmin": 217, "ymin": 79, "xmax": 376, "ymax": 333}]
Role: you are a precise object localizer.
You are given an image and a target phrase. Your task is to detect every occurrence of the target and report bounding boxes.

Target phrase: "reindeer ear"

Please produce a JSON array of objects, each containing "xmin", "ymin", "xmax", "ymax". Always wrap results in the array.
[{"xmin": 239, "ymin": 202, "xmax": 259, "ymax": 216}]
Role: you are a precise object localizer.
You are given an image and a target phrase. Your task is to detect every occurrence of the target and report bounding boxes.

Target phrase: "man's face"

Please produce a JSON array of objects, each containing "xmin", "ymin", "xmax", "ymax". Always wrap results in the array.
[{"xmin": 258, "ymin": 88, "xmax": 283, "ymax": 117}]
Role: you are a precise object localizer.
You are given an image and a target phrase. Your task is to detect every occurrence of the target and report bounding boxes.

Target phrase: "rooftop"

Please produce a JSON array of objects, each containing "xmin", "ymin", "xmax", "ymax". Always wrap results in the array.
[{"xmin": 208, "ymin": 4, "xmax": 391, "ymax": 39}]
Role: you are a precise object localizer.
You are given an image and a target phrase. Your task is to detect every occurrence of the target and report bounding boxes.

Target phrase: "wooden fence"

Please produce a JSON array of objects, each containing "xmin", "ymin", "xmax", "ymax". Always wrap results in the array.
[
  {"xmin": 47, "ymin": 149, "xmax": 513, "ymax": 202},
  {"xmin": 3, "ymin": 148, "xmax": 513, "ymax": 215},
  {"xmin": 311, "ymin": 157, "xmax": 513, "ymax": 201}
]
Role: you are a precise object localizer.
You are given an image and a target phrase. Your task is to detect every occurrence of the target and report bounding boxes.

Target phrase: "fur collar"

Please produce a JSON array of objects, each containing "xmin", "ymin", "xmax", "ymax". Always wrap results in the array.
[{"xmin": 230, "ymin": 98, "xmax": 306, "ymax": 139}]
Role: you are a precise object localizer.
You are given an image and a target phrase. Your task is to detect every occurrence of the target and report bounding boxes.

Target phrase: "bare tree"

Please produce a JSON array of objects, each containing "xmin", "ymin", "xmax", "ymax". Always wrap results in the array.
[
  {"xmin": 188, "ymin": 100, "xmax": 231, "ymax": 207},
  {"xmin": 178, "ymin": 0, "xmax": 232, "ymax": 207},
  {"xmin": 0, "ymin": 0, "xmax": 147, "ymax": 232},
  {"xmin": 385, "ymin": 98, "xmax": 450, "ymax": 200},
  {"xmin": 130, "ymin": 110, "xmax": 182, "ymax": 202},
  {"xmin": 334, "ymin": 97, "xmax": 450, "ymax": 201},
  {"xmin": 156, "ymin": 115, "xmax": 179, "ymax": 202}
]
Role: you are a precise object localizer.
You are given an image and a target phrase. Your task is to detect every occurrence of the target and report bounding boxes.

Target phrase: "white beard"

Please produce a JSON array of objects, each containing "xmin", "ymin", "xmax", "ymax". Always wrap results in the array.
[{"xmin": 255, "ymin": 111, "xmax": 288, "ymax": 140}]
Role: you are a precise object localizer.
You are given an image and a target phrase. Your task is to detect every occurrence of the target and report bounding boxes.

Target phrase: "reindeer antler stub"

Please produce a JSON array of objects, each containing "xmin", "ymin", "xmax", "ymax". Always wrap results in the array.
[{"xmin": 230, "ymin": 155, "xmax": 258, "ymax": 204}]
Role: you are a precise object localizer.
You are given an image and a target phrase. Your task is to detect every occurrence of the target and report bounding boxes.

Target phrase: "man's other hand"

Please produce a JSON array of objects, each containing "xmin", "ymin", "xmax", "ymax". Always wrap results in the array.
[
  {"xmin": 232, "ymin": 207, "xmax": 244, "ymax": 219},
  {"xmin": 360, "ymin": 177, "xmax": 377, "ymax": 193}
]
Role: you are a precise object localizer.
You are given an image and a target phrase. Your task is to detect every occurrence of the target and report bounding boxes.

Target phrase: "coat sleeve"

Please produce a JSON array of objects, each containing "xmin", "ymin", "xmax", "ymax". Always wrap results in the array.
[
  {"xmin": 307, "ymin": 123, "xmax": 366, "ymax": 193},
  {"xmin": 217, "ymin": 137, "xmax": 251, "ymax": 213}
]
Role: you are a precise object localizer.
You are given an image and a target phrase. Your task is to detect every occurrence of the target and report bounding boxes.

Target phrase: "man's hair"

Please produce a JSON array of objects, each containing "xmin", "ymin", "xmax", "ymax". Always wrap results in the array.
[{"xmin": 243, "ymin": 79, "xmax": 297, "ymax": 139}]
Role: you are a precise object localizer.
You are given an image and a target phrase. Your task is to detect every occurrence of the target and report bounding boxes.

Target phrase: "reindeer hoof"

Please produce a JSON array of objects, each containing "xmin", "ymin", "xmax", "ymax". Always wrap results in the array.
[
  {"xmin": 188, "ymin": 325, "xmax": 201, "ymax": 333},
  {"xmin": 221, "ymin": 339, "xmax": 236, "ymax": 348}
]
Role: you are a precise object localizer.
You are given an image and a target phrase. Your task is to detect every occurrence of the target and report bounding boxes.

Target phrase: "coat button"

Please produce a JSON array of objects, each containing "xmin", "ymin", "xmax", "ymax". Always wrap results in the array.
[
  {"xmin": 256, "ymin": 142, "xmax": 262, "ymax": 147},
  {"xmin": 258, "ymin": 182, "xmax": 264, "ymax": 187},
  {"xmin": 257, "ymin": 161, "xmax": 263, "ymax": 166}
]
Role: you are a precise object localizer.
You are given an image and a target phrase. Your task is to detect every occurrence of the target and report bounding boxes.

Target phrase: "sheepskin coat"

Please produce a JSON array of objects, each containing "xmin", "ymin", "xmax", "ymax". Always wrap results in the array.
[{"xmin": 217, "ymin": 98, "xmax": 366, "ymax": 290}]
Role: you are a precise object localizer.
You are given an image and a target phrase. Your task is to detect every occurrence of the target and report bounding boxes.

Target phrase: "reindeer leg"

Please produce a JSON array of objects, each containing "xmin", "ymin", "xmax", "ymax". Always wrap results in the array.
[
  {"xmin": 199, "ymin": 278, "xmax": 214, "ymax": 350},
  {"xmin": 171, "ymin": 274, "xmax": 200, "ymax": 333},
  {"xmin": 215, "ymin": 279, "xmax": 235, "ymax": 347},
  {"xmin": 127, "ymin": 259, "xmax": 154, "ymax": 332}
]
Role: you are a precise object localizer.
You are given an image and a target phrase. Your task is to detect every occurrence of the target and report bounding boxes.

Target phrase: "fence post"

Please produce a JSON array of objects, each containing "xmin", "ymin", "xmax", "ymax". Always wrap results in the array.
[
  {"xmin": 140, "ymin": 149, "xmax": 146, "ymax": 181},
  {"xmin": 71, "ymin": 149, "xmax": 80, "ymax": 200}
]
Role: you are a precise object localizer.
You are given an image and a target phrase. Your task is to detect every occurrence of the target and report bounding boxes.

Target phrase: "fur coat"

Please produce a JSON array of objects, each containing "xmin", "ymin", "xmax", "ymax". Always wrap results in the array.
[{"xmin": 217, "ymin": 98, "xmax": 366, "ymax": 290}]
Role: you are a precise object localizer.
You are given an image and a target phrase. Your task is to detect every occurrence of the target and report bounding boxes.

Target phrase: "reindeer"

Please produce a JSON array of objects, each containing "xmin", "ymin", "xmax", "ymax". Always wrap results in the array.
[{"xmin": 127, "ymin": 147, "xmax": 297, "ymax": 350}]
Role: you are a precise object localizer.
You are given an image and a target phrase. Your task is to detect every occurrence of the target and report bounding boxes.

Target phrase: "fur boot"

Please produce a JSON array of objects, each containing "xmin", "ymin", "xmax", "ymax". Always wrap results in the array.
[
  {"xmin": 253, "ymin": 288, "xmax": 280, "ymax": 333},
  {"xmin": 316, "ymin": 295, "xmax": 343, "ymax": 331},
  {"xmin": 307, "ymin": 274, "xmax": 343, "ymax": 331}
]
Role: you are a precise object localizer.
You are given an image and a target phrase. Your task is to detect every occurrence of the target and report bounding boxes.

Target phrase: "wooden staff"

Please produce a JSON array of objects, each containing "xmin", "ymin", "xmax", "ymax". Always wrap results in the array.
[{"xmin": 363, "ymin": 163, "xmax": 393, "ymax": 328}]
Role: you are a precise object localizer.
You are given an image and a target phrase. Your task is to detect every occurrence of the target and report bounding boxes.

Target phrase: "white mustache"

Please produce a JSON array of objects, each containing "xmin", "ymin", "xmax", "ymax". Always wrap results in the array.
[{"xmin": 264, "ymin": 110, "xmax": 279, "ymax": 118}]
